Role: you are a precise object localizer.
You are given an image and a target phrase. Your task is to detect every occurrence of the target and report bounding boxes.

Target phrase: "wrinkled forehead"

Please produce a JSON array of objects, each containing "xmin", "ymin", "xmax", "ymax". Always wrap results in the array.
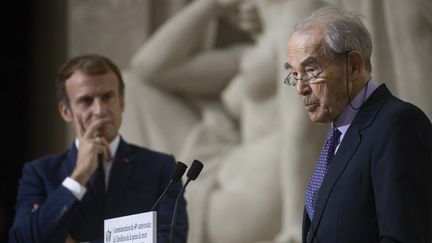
[{"xmin": 286, "ymin": 29, "xmax": 326, "ymax": 67}]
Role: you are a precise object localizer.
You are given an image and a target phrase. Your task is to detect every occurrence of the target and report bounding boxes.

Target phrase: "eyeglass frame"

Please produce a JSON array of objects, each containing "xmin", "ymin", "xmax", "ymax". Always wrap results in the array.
[{"xmin": 283, "ymin": 53, "xmax": 344, "ymax": 87}]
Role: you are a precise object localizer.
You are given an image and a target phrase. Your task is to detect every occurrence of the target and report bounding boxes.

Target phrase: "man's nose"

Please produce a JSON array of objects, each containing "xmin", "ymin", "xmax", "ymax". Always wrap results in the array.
[
  {"xmin": 93, "ymin": 98, "xmax": 107, "ymax": 116},
  {"xmin": 296, "ymin": 80, "xmax": 310, "ymax": 96}
]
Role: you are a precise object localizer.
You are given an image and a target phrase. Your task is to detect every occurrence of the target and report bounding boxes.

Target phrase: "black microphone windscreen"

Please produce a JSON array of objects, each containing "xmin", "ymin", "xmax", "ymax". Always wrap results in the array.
[
  {"xmin": 186, "ymin": 160, "xmax": 204, "ymax": 180},
  {"xmin": 171, "ymin": 161, "xmax": 187, "ymax": 182}
]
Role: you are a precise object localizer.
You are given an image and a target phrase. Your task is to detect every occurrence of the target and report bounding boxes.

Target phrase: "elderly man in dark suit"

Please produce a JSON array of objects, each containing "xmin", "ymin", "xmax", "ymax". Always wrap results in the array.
[
  {"xmin": 284, "ymin": 6, "xmax": 432, "ymax": 243},
  {"xmin": 9, "ymin": 54, "xmax": 188, "ymax": 243}
]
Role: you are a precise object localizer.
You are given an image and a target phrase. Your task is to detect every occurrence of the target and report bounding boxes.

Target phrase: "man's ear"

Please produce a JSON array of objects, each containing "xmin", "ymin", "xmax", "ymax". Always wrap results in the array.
[
  {"xmin": 348, "ymin": 51, "xmax": 365, "ymax": 79},
  {"xmin": 59, "ymin": 102, "xmax": 73, "ymax": 122},
  {"xmin": 120, "ymin": 95, "xmax": 125, "ymax": 113}
]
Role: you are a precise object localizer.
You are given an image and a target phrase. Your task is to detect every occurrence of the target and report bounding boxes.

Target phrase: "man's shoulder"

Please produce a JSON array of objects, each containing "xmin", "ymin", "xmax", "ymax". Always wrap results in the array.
[
  {"xmin": 26, "ymin": 150, "xmax": 69, "ymax": 170},
  {"xmin": 366, "ymin": 84, "xmax": 428, "ymax": 122},
  {"xmin": 122, "ymin": 141, "xmax": 175, "ymax": 163},
  {"xmin": 382, "ymin": 94, "xmax": 430, "ymax": 124},
  {"xmin": 125, "ymin": 142, "xmax": 172, "ymax": 156},
  {"xmin": 364, "ymin": 90, "xmax": 432, "ymax": 138}
]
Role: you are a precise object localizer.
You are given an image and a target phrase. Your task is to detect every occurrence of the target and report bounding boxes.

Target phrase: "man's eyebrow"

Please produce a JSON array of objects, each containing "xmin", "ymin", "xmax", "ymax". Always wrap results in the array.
[
  {"xmin": 102, "ymin": 90, "xmax": 115, "ymax": 96},
  {"xmin": 76, "ymin": 94, "xmax": 92, "ymax": 102},
  {"xmin": 300, "ymin": 56, "xmax": 320, "ymax": 67},
  {"xmin": 284, "ymin": 56, "xmax": 320, "ymax": 70}
]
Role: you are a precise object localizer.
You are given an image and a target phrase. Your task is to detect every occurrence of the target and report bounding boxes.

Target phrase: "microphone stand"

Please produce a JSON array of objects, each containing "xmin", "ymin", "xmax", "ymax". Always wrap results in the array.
[
  {"xmin": 151, "ymin": 162, "xmax": 187, "ymax": 211},
  {"xmin": 169, "ymin": 160, "xmax": 203, "ymax": 243},
  {"xmin": 168, "ymin": 179, "xmax": 191, "ymax": 243},
  {"xmin": 151, "ymin": 180, "xmax": 174, "ymax": 211}
]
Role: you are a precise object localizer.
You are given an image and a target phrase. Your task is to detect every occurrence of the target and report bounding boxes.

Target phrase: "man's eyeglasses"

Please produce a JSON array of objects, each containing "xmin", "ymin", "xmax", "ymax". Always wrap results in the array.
[{"xmin": 283, "ymin": 56, "xmax": 338, "ymax": 87}]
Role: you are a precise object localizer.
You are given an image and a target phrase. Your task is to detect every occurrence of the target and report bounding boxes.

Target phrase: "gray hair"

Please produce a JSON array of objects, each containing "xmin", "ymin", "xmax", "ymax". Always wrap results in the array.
[{"xmin": 295, "ymin": 6, "xmax": 372, "ymax": 72}]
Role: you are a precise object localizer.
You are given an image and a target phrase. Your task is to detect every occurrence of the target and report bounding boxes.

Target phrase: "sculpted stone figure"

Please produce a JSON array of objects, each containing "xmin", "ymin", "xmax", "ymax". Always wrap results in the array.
[{"xmin": 121, "ymin": 1, "xmax": 320, "ymax": 242}]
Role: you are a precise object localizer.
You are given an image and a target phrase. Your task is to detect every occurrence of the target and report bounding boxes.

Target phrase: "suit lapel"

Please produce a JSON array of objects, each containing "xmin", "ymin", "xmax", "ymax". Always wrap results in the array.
[
  {"xmin": 310, "ymin": 85, "xmax": 392, "ymax": 233},
  {"xmin": 105, "ymin": 138, "xmax": 135, "ymax": 217},
  {"xmin": 62, "ymin": 142, "xmax": 78, "ymax": 178},
  {"xmin": 302, "ymin": 207, "xmax": 311, "ymax": 243}
]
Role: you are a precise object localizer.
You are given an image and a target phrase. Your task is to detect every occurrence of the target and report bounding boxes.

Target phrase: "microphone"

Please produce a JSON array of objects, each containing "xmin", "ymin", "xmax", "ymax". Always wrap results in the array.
[
  {"xmin": 169, "ymin": 160, "xmax": 203, "ymax": 243},
  {"xmin": 186, "ymin": 160, "xmax": 204, "ymax": 181},
  {"xmin": 151, "ymin": 161, "xmax": 187, "ymax": 211}
]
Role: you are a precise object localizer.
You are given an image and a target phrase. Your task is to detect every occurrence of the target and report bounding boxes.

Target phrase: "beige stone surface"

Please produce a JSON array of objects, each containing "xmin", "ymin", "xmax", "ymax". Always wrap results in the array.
[{"xmin": 68, "ymin": 0, "xmax": 150, "ymax": 68}]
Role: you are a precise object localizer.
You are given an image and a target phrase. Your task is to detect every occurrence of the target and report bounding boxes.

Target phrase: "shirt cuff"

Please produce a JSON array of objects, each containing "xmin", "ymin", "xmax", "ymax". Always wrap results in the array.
[{"xmin": 62, "ymin": 177, "xmax": 87, "ymax": 201}]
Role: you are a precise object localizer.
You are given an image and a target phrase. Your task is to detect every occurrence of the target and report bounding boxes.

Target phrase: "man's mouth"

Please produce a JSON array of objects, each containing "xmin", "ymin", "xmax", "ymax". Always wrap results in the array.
[{"xmin": 304, "ymin": 102, "xmax": 319, "ymax": 111}]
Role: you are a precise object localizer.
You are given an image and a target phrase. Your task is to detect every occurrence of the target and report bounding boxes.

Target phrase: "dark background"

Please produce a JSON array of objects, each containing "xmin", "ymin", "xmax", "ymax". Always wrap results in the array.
[{"xmin": 2, "ymin": 1, "xmax": 67, "ymax": 241}]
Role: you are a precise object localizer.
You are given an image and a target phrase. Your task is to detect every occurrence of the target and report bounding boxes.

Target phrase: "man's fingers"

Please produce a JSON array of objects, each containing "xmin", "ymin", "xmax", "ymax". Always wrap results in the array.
[
  {"xmin": 94, "ymin": 136, "xmax": 111, "ymax": 161},
  {"xmin": 73, "ymin": 114, "xmax": 85, "ymax": 139},
  {"xmin": 83, "ymin": 118, "xmax": 110, "ymax": 139},
  {"xmin": 95, "ymin": 145, "xmax": 111, "ymax": 162}
]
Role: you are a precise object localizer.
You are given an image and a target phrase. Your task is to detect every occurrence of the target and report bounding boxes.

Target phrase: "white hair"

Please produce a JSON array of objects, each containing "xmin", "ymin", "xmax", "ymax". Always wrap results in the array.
[{"xmin": 296, "ymin": 6, "xmax": 372, "ymax": 72}]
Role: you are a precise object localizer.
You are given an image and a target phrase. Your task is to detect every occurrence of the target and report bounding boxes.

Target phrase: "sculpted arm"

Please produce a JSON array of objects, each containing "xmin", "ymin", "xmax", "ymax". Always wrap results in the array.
[{"xmin": 129, "ymin": 0, "xmax": 247, "ymax": 96}]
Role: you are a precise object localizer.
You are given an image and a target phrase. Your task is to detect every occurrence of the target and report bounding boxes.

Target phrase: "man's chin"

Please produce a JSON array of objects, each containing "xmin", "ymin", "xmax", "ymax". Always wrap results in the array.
[
  {"xmin": 308, "ymin": 111, "xmax": 328, "ymax": 124},
  {"xmin": 98, "ymin": 128, "xmax": 118, "ymax": 142},
  {"xmin": 308, "ymin": 111, "xmax": 332, "ymax": 124}
]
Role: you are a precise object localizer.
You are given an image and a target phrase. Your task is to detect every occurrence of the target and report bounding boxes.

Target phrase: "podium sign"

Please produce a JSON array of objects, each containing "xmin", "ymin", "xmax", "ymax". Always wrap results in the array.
[{"xmin": 104, "ymin": 211, "xmax": 157, "ymax": 243}]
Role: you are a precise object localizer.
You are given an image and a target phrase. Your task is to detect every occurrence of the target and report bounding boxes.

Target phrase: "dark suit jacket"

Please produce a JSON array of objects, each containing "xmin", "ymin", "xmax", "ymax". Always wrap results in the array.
[
  {"xmin": 303, "ymin": 85, "xmax": 432, "ymax": 243},
  {"xmin": 9, "ymin": 138, "xmax": 188, "ymax": 243}
]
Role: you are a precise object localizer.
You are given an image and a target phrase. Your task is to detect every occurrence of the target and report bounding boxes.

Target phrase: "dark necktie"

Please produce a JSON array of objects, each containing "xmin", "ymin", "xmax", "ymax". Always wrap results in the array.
[
  {"xmin": 93, "ymin": 162, "xmax": 106, "ymax": 215},
  {"xmin": 305, "ymin": 127, "xmax": 341, "ymax": 219},
  {"xmin": 92, "ymin": 162, "xmax": 106, "ymax": 238}
]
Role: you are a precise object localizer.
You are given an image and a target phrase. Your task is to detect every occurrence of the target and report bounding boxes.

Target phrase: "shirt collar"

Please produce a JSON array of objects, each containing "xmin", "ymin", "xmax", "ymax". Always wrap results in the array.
[
  {"xmin": 74, "ymin": 135, "xmax": 121, "ymax": 160},
  {"xmin": 332, "ymin": 79, "xmax": 380, "ymax": 140}
]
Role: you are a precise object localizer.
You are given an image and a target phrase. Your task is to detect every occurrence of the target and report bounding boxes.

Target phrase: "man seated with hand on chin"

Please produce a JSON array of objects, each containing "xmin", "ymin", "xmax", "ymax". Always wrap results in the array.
[{"xmin": 9, "ymin": 54, "xmax": 188, "ymax": 243}]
